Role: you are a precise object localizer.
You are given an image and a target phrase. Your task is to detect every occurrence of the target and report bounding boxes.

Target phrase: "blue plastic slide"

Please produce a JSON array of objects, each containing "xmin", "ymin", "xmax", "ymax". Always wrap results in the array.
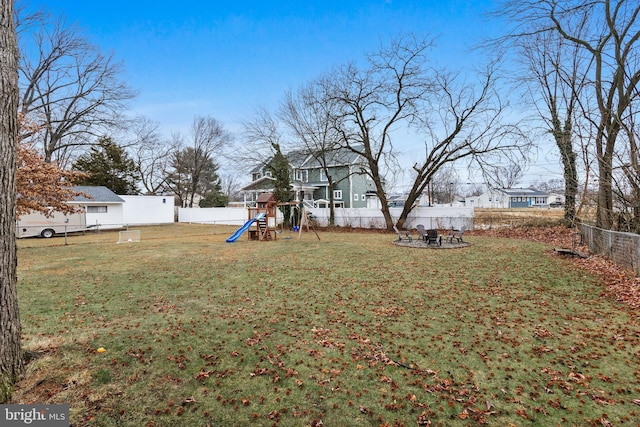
[{"xmin": 226, "ymin": 213, "xmax": 266, "ymax": 243}]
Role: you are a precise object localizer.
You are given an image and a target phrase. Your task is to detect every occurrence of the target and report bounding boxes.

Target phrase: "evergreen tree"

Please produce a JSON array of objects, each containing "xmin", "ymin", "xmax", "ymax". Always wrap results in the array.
[
  {"xmin": 73, "ymin": 137, "xmax": 139, "ymax": 194},
  {"xmin": 165, "ymin": 147, "xmax": 224, "ymax": 207},
  {"xmin": 268, "ymin": 143, "xmax": 293, "ymax": 203},
  {"xmin": 267, "ymin": 143, "xmax": 295, "ymax": 226},
  {"xmin": 198, "ymin": 189, "xmax": 227, "ymax": 207}
]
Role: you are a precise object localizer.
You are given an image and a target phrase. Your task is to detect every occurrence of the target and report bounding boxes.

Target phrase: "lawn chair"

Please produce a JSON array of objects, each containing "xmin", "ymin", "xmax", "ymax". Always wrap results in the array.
[
  {"xmin": 425, "ymin": 229, "xmax": 440, "ymax": 246},
  {"xmin": 416, "ymin": 224, "xmax": 427, "ymax": 241},
  {"xmin": 393, "ymin": 225, "xmax": 412, "ymax": 242},
  {"xmin": 447, "ymin": 228, "xmax": 465, "ymax": 244}
]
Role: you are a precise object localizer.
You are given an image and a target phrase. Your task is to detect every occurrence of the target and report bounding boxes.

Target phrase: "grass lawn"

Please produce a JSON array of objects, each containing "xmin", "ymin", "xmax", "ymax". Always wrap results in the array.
[{"xmin": 13, "ymin": 225, "xmax": 640, "ymax": 426}]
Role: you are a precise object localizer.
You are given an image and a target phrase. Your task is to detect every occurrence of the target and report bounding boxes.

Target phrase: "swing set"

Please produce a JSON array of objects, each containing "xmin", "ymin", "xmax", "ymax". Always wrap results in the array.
[
  {"xmin": 244, "ymin": 193, "xmax": 319, "ymax": 241},
  {"xmin": 277, "ymin": 201, "xmax": 320, "ymax": 241}
]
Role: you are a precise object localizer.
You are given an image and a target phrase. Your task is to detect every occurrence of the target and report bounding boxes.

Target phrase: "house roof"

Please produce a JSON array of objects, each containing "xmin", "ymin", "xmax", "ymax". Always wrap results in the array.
[
  {"xmin": 241, "ymin": 176, "xmax": 275, "ymax": 192},
  {"xmin": 72, "ymin": 186, "xmax": 125, "ymax": 203},
  {"xmin": 498, "ymin": 188, "xmax": 550, "ymax": 197},
  {"xmin": 286, "ymin": 149, "xmax": 312, "ymax": 168},
  {"xmin": 251, "ymin": 145, "xmax": 364, "ymax": 175},
  {"xmin": 301, "ymin": 145, "xmax": 364, "ymax": 169}
]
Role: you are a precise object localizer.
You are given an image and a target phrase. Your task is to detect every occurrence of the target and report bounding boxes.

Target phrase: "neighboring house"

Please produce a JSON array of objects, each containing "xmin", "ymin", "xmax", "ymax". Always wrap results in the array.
[
  {"xmin": 73, "ymin": 185, "xmax": 125, "ymax": 229},
  {"xmin": 77, "ymin": 187, "xmax": 176, "ymax": 227},
  {"xmin": 548, "ymin": 192, "xmax": 566, "ymax": 205},
  {"xmin": 17, "ymin": 187, "xmax": 176, "ymax": 238},
  {"xmin": 241, "ymin": 147, "xmax": 376, "ymax": 208},
  {"xmin": 465, "ymin": 187, "xmax": 552, "ymax": 208}
]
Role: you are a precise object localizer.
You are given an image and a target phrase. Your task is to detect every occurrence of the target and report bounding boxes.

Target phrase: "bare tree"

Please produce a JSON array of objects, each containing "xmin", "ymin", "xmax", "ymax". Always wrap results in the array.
[
  {"xmin": 615, "ymin": 106, "xmax": 640, "ymax": 231},
  {"xmin": 1, "ymin": 0, "xmax": 23, "ymax": 403},
  {"xmin": 495, "ymin": 2, "xmax": 594, "ymax": 227},
  {"xmin": 129, "ymin": 117, "xmax": 173, "ymax": 195},
  {"xmin": 219, "ymin": 172, "xmax": 243, "ymax": 204},
  {"xmin": 498, "ymin": 0, "xmax": 640, "ymax": 230},
  {"xmin": 521, "ymin": 30, "xmax": 585, "ymax": 225},
  {"xmin": 280, "ymin": 81, "xmax": 346, "ymax": 225},
  {"xmin": 164, "ymin": 116, "xmax": 231, "ymax": 207},
  {"xmin": 430, "ymin": 167, "xmax": 460, "ymax": 204},
  {"xmin": 396, "ymin": 64, "xmax": 531, "ymax": 228},
  {"xmin": 17, "ymin": 12, "xmax": 136, "ymax": 165},
  {"xmin": 238, "ymin": 106, "xmax": 288, "ymax": 168},
  {"xmin": 552, "ymin": 1, "xmax": 640, "ymax": 230},
  {"xmin": 324, "ymin": 34, "xmax": 434, "ymax": 230},
  {"xmin": 493, "ymin": 163, "xmax": 524, "ymax": 189}
]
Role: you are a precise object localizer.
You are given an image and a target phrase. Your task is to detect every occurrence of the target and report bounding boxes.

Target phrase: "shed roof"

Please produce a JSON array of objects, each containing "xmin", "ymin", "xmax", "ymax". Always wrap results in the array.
[
  {"xmin": 256, "ymin": 192, "xmax": 277, "ymax": 203},
  {"xmin": 72, "ymin": 186, "xmax": 125, "ymax": 203}
]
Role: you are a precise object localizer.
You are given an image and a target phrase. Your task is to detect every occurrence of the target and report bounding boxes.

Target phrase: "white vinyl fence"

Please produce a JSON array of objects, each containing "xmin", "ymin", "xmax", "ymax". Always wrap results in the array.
[
  {"xmin": 178, "ymin": 206, "xmax": 473, "ymax": 230},
  {"xmin": 178, "ymin": 207, "xmax": 248, "ymax": 226}
]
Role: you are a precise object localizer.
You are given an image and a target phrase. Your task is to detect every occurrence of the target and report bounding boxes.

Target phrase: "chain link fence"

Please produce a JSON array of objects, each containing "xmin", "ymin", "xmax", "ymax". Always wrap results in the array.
[{"xmin": 578, "ymin": 223, "xmax": 640, "ymax": 274}]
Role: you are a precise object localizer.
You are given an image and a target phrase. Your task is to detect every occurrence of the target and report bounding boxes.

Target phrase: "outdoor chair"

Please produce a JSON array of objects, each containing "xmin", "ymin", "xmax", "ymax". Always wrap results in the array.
[
  {"xmin": 425, "ymin": 229, "xmax": 440, "ymax": 246},
  {"xmin": 447, "ymin": 228, "xmax": 465, "ymax": 244},
  {"xmin": 393, "ymin": 225, "xmax": 412, "ymax": 242},
  {"xmin": 416, "ymin": 224, "xmax": 427, "ymax": 241}
]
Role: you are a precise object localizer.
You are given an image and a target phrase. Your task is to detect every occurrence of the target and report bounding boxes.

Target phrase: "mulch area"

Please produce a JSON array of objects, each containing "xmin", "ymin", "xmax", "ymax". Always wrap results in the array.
[{"xmin": 468, "ymin": 226, "xmax": 640, "ymax": 311}]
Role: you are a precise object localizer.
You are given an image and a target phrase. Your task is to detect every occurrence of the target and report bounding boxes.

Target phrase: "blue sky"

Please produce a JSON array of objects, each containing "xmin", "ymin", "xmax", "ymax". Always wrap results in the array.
[
  {"xmin": 25, "ymin": 1, "xmax": 499, "ymax": 133},
  {"xmin": 21, "ymin": 1, "xmax": 561, "ymax": 187}
]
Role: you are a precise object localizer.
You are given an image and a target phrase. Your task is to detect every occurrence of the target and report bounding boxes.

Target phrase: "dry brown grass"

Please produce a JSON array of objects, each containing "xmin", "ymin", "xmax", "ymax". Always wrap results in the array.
[{"xmin": 474, "ymin": 208, "xmax": 565, "ymax": 229}]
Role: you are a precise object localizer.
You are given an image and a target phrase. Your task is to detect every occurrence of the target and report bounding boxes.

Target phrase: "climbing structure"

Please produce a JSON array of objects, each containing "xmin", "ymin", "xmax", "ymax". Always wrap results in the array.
[{"xmin": 247, "ymin": 193, "xmax": 278, "ymax": 241}]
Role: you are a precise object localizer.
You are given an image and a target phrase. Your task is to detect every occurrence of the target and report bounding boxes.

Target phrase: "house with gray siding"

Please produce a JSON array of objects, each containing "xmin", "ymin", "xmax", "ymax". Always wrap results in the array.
[{"xmin": 241, "ymin": 147, "xmax": 375, "ymax": 208}]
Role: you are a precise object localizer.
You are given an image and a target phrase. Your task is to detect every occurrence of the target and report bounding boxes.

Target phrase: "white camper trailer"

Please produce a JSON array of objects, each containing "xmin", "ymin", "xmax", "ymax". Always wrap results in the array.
[{"xmin": 16, "ymin": 209, "xmax": 87, "ymax": 238}]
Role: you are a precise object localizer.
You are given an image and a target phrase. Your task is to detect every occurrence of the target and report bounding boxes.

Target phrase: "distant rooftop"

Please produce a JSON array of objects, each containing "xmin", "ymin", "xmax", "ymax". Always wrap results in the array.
[{"xmin": 72, "ymin": 186, "xmax": 125, "ymax": 203}]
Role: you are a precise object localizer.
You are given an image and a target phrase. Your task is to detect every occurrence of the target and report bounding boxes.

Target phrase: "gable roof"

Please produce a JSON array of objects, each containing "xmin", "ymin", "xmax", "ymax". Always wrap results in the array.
[
  {"xmin": 240, "ymin": 176, "xmax": 275, "ymax": 192},
  {"xmin": 72, "ymin": 186, "xmax": 125, "ymax": 203},
  {"xmin": 251, "ymin": 145, "xmax": 364, "ymax": 175},
  {"xmin": 496, "ymin": 188, "xmax": 550, "ymax": 197},
  {"xmin": 302, "ymin": 146, "xmax": 364, "ymax": 169},
  {"xmin": 286, "ymin": 149, "xmax": 312, "ymax": 168}
]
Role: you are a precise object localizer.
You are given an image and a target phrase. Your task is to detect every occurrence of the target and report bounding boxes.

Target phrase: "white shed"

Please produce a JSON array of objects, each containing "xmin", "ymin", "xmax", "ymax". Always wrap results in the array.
[
  {"xmin": 121, "ymin": 195, "xmax": 175, "ymax": 225},
  {"xmin": 73, "ymin": 186, "xmax": 125, "ymax": 230}
]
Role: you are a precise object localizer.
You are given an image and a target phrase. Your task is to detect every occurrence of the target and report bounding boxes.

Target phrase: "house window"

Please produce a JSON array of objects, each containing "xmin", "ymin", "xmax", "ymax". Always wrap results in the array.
[
  {"xmin": 87, "ymin": 206, "xmax": 108, "ymax": 213},
  {"xmin": 534, "ymin": 197, "xmax": 547, "ymax": 204},
  {"xmin": 320, "ymin": 170, "xmax": 328, "ymax": 182},
  {"xmin": 354, "ymin": 194, "xmax": 359, "ymax": 201},
  {"xmin": 295, "ymin": 170, "xmax": 308, "ymax": 183},
  {"xmin": 334, "ymin": 190, "xmax": 342, "ymax": 200}
]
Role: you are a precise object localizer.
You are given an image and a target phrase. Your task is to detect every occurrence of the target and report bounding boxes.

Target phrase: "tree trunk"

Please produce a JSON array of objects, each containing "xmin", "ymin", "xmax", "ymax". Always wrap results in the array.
[
  {"xmin": 562, "ymin": 155, "xmax": 578, "ymax": 226},
  {"xmin": 596, "ymin": 161, "xmax": 614, "ymax": 230},
  {"xmin": 368, "ymin": 164, "xmax": 393, "ymax": 229},
  {"xmin": 0, "ymin": 0, "xmax": 24, "ymax": 403},
  {"xmin": 327, "ymin": 179, "xmax": 335, "ymax": 226},
  {"xmin": 556, "ymin": 122, "xmax": 578, "ymax": 227},
  {"xmin": 397, "ymin": 176, "xmax": 428, "ymax": 229}
]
